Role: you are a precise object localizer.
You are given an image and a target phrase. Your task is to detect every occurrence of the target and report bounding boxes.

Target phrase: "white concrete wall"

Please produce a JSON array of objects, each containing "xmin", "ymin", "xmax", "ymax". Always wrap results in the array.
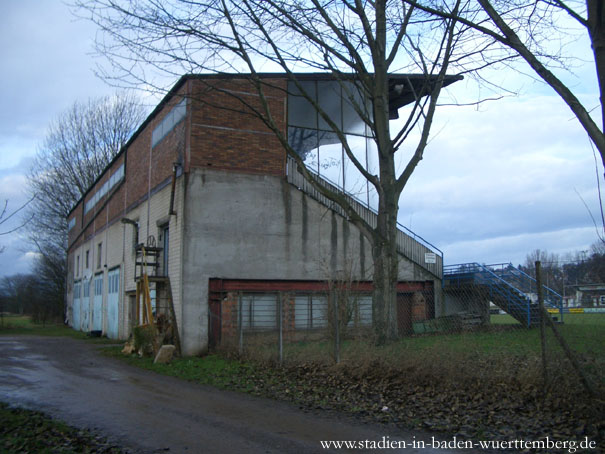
[
  {"xmin": 180, "ymin": 168, "xmax": 439, "ymax": 355},
  {"xmin": 68, "ymin": 166, "xmax": 439, "ymax": 352}
]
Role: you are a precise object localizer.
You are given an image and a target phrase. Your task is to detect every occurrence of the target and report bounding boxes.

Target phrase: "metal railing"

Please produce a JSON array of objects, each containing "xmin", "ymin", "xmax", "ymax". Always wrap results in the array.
[
  {"xmin": 444, "ymin": 262, "xmax": 564, "ymax": 326},
  {"xmin": 286, "ymin": 156, "xmax": 443, "ymax": 278}
]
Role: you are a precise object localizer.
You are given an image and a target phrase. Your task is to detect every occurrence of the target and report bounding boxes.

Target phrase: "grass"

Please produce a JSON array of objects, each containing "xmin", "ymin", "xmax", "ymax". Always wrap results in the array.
[
  {"xmin": 0, "ymin": 402, "xmax": 123, "ymax": 453},
  {"xmin": 229, "ymin": 313, "xmax": 605, "ymax": 377},
  {"xmin": 490, "ymin": 313, "xmax": 520, "ymax": 324},
  {"xmin": 0, "ymin": 314, "xmax": 116, "ymax": 343},
  {"xmin": 103, "ymin": 348, "xmax": 274, "ymax": 393}
]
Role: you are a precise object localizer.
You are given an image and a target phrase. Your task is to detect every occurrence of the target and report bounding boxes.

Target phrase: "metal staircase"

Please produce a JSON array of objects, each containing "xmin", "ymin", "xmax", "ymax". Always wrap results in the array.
[
  {"xmin": 443, "ymin": 263, "xmax": 563, "ymax": 327},
  {"xmin": 286, "ymin": 156, "xmax": 443, "ymax": 279}
]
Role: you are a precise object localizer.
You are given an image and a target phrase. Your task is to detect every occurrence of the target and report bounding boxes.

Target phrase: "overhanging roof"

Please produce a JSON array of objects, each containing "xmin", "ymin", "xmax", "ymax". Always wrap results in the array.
[{"xmin": 387, "ymin": 74, "xmax": 463, "ymax": 118}]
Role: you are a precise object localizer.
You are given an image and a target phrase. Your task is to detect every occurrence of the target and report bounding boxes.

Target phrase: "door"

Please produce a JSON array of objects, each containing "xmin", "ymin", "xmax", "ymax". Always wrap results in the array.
[
  {"xmin": 107, "ymin": 268, "xmax": 120, "ymax": 339},
  {"xmin": 81, "ymin": 279, "xmax": 91, "ymax": 332},
  {"xmin": 93, "ymin": 273, "xmax": 104, "ymax": 332},
  {"xmin": 72, "ymin": 281, "xmax": 81, "ymax": 331},
  {"xmin": 397, "ymin": 293, "xmax": 413, "ymax": 336},
  {"xmin": 208, "ymin": 298, "xmax": 221, "ymax": 349}
]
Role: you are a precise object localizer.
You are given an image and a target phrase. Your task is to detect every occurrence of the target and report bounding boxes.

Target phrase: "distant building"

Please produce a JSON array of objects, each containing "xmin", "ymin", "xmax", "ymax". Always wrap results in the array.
[{"xmin": 571, "ymin": 283, "xmax": 605, "ymax": 307}]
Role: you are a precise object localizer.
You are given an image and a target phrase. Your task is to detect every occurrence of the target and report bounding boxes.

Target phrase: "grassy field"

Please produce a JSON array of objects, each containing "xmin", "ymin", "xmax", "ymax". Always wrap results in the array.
[
  {"xmin": 227, "ymin": 312, "xmax": 605, "ymax": 378},
  {"xmin": 0, "ymin": 314, "xmax": 114, "ymax": 343},
  {"xmin": 491, "ymin": 311, "xmax": 605, "ymax": 326}
]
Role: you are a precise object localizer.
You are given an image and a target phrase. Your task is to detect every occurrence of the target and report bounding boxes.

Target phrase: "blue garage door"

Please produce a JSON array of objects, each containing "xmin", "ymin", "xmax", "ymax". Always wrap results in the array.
[{"xmin": 106, "ymin": 268, "xmax": 120, "ymax": 339}]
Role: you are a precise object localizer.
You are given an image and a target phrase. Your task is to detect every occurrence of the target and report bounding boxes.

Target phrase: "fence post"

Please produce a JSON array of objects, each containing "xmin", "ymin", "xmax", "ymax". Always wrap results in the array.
[
  {"xmin": 332, "ymin": 290, "xmax": 340, "ymax": 364},
  {"xmin": 278, "ymin": 292, "xmax": 283, "ymax": 365},
  {"xmin": 536, "ymin": 261, "xmax": 548, "ymax": 395},
  {"xmin": 238, "ymin": 292, "xmax": 243, "ymax": 356},
  {"xmin": 542, "ymin": 307, "xmax": 597, "ymax": 398}
]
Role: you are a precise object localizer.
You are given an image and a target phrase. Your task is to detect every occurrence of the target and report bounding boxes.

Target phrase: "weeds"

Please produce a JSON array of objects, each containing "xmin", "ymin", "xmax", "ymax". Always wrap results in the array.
[{"xmin": 0, "ymin": 402, "xmax": 124, "ymax": 453}]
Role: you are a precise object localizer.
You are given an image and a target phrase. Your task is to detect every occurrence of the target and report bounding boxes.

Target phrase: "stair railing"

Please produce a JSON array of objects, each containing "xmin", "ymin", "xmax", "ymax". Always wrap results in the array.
[
  {"xmin": 445, "ymin": 263, "xmax": 533, "ymax": 324},
  {"xmin": 444, "ymin": 262, "xmax": 564, "ymax": 326},
  {"xmin": 286, "ymin": 156, "xmax": 443, "ymax": 278},
  {"xmin": 472, "ymin": 263, "xmax": 563, "ymax": 320}
]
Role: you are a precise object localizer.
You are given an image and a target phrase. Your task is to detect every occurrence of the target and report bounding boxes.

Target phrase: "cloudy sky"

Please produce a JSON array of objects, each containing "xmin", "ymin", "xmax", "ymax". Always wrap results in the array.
[
  {"xmin": 0, "ymin": 1, "xmax": 601, "ymax": 278},
  {"xmin": 0, "ymin": 0, "xmax": 116, "ymax": 276}
]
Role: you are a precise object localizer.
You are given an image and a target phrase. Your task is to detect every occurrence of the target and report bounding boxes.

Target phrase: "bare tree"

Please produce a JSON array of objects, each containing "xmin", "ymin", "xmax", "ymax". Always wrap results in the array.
[
  {"xmin": 407, "ymin": 1, "xmax": 604, "ymax": 156},
  {"xmin": 0, "ymin": 198, "xmax": 34, "ymax": 253},
  {"xmin": 26, "ymin": 93, "xmax": 145, "ymax": 318},
  {"xmin": 522, "ymin": 249, "xmax": 565, "ymax": 293},
  {"xmin": 406, "ymin": 1, "xmax": 605, "ymax": 234},
  {"xmin": 73, "ymin": 0, "xmax": 478, "ymax": 342},
  {"xmin": 28, "ymin": 93, "xmax": 145, "ymax": 247}
]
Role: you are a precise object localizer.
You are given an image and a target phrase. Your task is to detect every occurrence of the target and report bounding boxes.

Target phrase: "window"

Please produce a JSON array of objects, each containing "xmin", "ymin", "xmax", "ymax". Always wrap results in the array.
[
  {"xmin": 76, "ymin": 255, "xmax": 80, "ymax": 277},
  {"xmin": 94, "ymin": 274, "xmax": 103, "ymax": 296},
  {"xmin": 108, "ymin": 269, "xmax": 120, "ymax": 294},
  {"xmin": 73, "ymin": 281, "xmax": 81, "ymax": 300},
  {"xmin": 241, "ymin": 294, "xmax": 277, "ymax": 330},
  {"xmin": 287, "ymin": 80, "xmax": 376, "ymax": 205},
  {"xmin": 97, "ymin": 242, "xmax": 102, "ymax": 269},
  {"xmin": 83, "ymin": 280, "xmax": 90, "ymax": 298},
  {"xmin": 85, "ymin": 250, "xmax": 89, "ymax": 269},
  {"xmin": 152, "ymin": 98, "xmax": 187, "ymax": 147},
  {"xmin": 133, "ymin": 221, "xmax": 140, "ymax": 249},
  {"xmin": 68, "ymin": 217, "xmax": 76, "ymax": 231},
  {"xmin": 83, "ymin": 163, "xmax": 125, "ymax": 215},
  {"xmin": 294, "ymin": 295, "xmax": 328, "ymax": 329},
  {"xmin": 351, "ymin": 295, "xmax": 372, "ymax": 326}
]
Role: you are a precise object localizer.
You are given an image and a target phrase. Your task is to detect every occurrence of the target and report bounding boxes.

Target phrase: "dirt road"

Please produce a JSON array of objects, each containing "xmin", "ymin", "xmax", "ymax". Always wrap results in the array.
[{"xmin": 0, "ymin": 336, "xmax": 460, "ymax": 453}]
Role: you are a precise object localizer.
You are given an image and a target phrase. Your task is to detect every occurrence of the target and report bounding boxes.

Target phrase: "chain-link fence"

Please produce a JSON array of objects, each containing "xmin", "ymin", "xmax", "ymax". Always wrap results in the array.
[
  {"xmin": 206, "ymin": 264, "xmax": 604, "ymax": 444},
  {"xmin": 212, "ymin": 289, "xmax": 373, "ymax": 363},
  {"xmin": 442, "ymin": 262, "xmax": 604, "ymax": 401},
  {"xmin": 208, "ymin": 266, "xmax": 603, "ymax": 401}
]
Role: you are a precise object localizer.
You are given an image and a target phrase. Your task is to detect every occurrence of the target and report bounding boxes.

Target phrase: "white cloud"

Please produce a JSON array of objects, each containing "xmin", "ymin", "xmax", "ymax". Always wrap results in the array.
[
  {"xmin": 396, "ymin": 93, "xmax": 602, "ymax": 264},
  {"xmin": 443, "ymin": 226, "xmax": 598, "ymax": 267}
]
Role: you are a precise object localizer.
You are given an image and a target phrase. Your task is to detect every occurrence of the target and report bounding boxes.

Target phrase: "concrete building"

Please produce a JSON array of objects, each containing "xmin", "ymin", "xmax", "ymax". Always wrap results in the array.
[{"xmin": 66, "ymin": 74, "xmax": 450, "ymax": 355}]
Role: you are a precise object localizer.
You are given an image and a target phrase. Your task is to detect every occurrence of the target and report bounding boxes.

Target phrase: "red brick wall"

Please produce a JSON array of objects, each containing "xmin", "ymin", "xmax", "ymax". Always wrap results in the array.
[
  {"xmin": 150, "ymin": 122, "xmax": 184, "ymax": 190},
  {"xmin": 221, "ymin": 292, "xmax": 239, "ymax": 340},
  {"xmin": 124, "ymin": 126, "xmax": 150, "ymax": 208},
  {"xmin": 189, "ymin": 78, "xmax": 287, "ymax": 176},
  {"xmin": 68, "ymin": 87, "xmax": 186, "ymax": 252},
  {"xmin": 67, "ymin": 204, "xmax": 82, "ymax": 246},
  {"xmin": 281, "ymin": 293, "xmax": 296, "ymax": 341},
  {"xmin": 70, "ymin": 153, "xmax": 126, "ymax": 251},
  {"xmin": 67, "ymin": 75, "xmax": 288, "ymax": 253}
]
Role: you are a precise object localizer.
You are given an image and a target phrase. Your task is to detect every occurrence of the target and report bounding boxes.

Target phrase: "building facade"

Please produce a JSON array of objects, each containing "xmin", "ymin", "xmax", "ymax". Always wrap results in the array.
[{"xmin": 66, "ymin": 74, "xmax": 447, "ymax": 355}]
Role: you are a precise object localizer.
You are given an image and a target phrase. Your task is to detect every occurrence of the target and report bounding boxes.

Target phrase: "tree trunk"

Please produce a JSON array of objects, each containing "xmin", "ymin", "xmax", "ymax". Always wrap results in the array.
[
  {"xmin": 372, "ymin": 243, "xmax": 398, "ymax": 344},
  {"xmin": 372, "ymin": 188, "xmax": 400, "ymax": 344}
]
